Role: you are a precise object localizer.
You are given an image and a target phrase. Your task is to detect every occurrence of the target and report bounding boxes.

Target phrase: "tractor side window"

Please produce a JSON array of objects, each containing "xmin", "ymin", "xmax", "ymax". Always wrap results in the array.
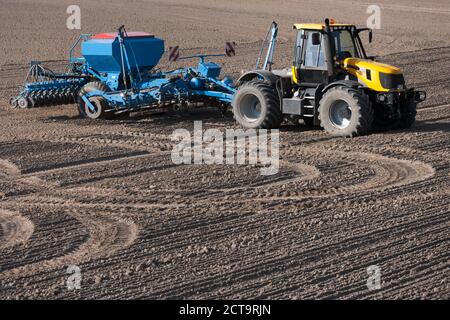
[
  {"xmin": 332, "ymin": 30, "xmax": 358, "ymax": 59},
  {"xmin": 303, "ymin": 31, "xmax": 325, "ymax": 68}
]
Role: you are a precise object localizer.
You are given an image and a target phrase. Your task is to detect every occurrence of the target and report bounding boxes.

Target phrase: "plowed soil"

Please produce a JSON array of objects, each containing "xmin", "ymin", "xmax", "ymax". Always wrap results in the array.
[{"xmin": 0, "ymin": 0, "xmax": 449, "ymax": 299}]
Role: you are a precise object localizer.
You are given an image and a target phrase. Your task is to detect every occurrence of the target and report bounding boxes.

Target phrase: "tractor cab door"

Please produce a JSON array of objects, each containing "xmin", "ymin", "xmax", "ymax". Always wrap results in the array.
[{"xmin": 293, "ymin": 30, "xmax": 329, "ymax": 86}]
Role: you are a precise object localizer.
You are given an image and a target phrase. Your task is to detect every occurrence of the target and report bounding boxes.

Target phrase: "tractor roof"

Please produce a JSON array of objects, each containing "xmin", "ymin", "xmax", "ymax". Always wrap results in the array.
[{"xmin": 293, "ymin": 23, "xmax": 355, "ymax": 30}]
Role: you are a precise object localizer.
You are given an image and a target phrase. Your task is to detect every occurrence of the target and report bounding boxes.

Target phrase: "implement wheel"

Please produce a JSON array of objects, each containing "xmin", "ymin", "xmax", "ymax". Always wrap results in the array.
[
  {"xmin": 78, "ymin": 81, "xmax": 112, "ymax": 119},
  {"xmin": 232, "ymin": 81, "xmax": 283, "ymax": 129},
  {"xmin": 9, "ymin": 97, "xmax": 18, "ymax": 109},
  {"xmin": 17, "ymin": 97, "xmax": 30, "ymax": 109}
]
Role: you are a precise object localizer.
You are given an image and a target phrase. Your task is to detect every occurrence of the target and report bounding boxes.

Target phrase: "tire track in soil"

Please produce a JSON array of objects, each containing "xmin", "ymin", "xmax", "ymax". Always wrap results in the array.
[
  {"xmin": 72, "ymin": 137, "xmax": 435, "ymax": 202},
  {"xmin": 416, "ymin": 104, "xmax": 450, "ymax": 122},
  {"xmin": 110, "ymin": 130, "xmax": 443, "ymax": 299},
  {"xmin": 3, "ymin": 114, "xmax": 442, "ymax": 288},
  {"xmin": 20, "ymin": 151, "xmax": 152, "ymax": 177},
  {"xmin": 0, "ymin": 209, "xmax": 34, "ymax": 250},
  {"xmin": 114, "ymin": 188, "xmax": 448, "ymax": 287},
  {"xmin": 3, "ymin": 195, "xmax": 178, "ymax": 211},
  {"xmin": 0, "ymin": 138, "xmax": 164, "ymax": 277},
  {"xmin": 239, "ymin": 146, "xmax": 436, "ymax": 201},
  {"xmin": 0, "ymin": 157, "xmax": 140, "ymax": 279},
  {"xmin": 0, "ymin": 210, "xmax": 139, "ymax": 279},
  {"xmin": 143, "ymin": 198, "xmax": 449, "ymax": 299}
]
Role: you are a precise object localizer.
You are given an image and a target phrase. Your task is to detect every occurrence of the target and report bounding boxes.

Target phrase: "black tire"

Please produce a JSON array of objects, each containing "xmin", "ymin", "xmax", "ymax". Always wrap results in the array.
[
  {"xmin": 232, "ymin": 81, "xmax": 283, "ymax": 129},
  {"xmin": 318, "ymin": 86, "xmax": 373, "ymax": 137},
  {"xmin": 372, "ymin": 101, "xmax": 401, "ymax": 131},
  {"xmin": 373, "ymin": 110, "xmax": 398, "ymax": 131},
  {"xmin": 78, "ymin": 81, "xmax": 111, "ymax": 119},
  {"xmin": 398, "ymin": 99, "xmax": 417, "ymax": 129}
]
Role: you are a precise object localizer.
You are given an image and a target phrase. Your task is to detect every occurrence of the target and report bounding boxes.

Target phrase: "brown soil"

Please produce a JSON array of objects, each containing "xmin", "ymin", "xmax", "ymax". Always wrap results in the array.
[{"xmin": 0, "ymin": 0, "xmax": 449, "ymax": 299}]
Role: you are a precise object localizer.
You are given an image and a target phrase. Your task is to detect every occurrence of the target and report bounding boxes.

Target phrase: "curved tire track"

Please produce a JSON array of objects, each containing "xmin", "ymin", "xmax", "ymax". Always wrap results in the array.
[
  {"xmin": 251, "ymin": 146, "xmax": 435, "ymax": 200},
  {"xmin": 0, "ymin": 209, "xmax": 34, "ymax": 249},
  {"xmin": 0, "ymin": 211, "xmax": 138, "ymax": 278}
]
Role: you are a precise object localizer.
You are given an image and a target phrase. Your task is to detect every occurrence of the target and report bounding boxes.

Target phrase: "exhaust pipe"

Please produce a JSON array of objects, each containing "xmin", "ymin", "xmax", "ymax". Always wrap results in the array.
[{"xmin": 323, "ymin": 18, "xmax": 336, "ymax": 80}]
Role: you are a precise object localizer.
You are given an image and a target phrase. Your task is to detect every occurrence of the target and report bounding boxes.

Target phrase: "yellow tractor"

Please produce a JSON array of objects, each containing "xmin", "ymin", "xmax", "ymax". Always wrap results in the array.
[{"xmin": 232, "ymin": 19, "xmax": 426, "ymax": 136}]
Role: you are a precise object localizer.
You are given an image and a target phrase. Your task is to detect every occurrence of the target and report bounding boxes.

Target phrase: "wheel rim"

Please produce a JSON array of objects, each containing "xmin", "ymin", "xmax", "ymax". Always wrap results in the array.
[
  {"xmin": 329, "ymin": 100, "xmax": 352, "ymax": 129},
  {"xmin": 239, "ymin": 93, "xmax": 262, "ymax": 122},
  {"xmin": 84, "ymin": 97, "xmax": 103, "ymax": 118},
  {"xmin": 18, "ymin": 97, "xmax": 29, "ymax": 109}
]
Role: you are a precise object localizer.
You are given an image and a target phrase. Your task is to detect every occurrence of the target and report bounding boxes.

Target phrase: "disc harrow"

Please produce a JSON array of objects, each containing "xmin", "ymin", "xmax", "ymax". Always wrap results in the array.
[{"xmin": 10, "ymin": 78, "xmax": 88, "ymax": 109}]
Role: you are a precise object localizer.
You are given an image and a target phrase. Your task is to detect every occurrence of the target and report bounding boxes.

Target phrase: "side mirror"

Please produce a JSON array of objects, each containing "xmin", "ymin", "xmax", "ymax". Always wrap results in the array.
[
  {"xmin": 311, "ymin": 33, "xmax": 321, "ymax": 46},
  {"xmin": 369, "ymin": 30, "xmax": 373, "ymax": 43}
]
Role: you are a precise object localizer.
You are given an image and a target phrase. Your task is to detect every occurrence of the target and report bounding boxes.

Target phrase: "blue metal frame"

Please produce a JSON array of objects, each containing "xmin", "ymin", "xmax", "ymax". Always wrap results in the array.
[
  {"xmin": 12, "ymin": 26, "xmax": 237, "ymax": 113},
  {"xmin": 69, "ymin": 34, "xmax": 91, "ymax": 64},
  {"xmin": 82, "ymin": 42, "xmax": 237, "ymax": 113}
]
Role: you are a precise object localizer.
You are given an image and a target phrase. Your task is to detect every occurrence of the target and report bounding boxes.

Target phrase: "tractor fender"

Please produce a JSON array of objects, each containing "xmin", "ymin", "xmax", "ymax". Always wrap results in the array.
[
  {"xmin": 322, "ymin": 80, "xmax": 363, "ymax": 93},
  {"xmin": 237, "ymin": 70, "xmax": 280, "ymax": 85}
]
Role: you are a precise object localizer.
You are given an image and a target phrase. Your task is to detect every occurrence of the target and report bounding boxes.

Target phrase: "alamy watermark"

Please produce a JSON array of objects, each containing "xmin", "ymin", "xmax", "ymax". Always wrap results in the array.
[
  {"xmin": 367, "ymin": 265, "xmax": 382, "ymax": 290},
  {"xmin": 367, "ymin": 5, "xmax": 381, "ymax": 29},
  {"xmin": 171, "ymin": 121, "xmax": 279, "ymax": 176},
  {"xmin": 66, "ymin": 5, "xmax": 81, "ymax": 30},
  {"xmin": 66, "ymin": 265, "xmax": 82, "ymax": 290}
]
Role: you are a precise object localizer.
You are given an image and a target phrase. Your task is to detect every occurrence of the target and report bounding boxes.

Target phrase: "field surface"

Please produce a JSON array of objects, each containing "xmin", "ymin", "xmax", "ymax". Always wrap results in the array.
[{"xmin": 0, "ymin": 0, "xmax": 449, "ymax": 299}]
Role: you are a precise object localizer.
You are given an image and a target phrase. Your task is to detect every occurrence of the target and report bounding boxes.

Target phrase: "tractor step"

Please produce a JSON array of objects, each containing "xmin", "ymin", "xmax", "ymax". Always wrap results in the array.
[{"xmin": 282, "ymin": 97, "xmax": 315, "ymax": 116}]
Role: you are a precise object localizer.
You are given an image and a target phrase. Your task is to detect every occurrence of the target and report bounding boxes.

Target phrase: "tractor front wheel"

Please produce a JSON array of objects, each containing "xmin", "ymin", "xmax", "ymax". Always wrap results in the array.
[
  {"xmin": 398, "ymin": 99, "xmax": 417, "ymax": 129},
  {"xmin": 78, "ymin": 82, "xmax": 111, "ymax": 119},
  {"xmin": 232, "ymin": 81, "xmax": 283, "ymax": 129},
  {"xmin": 318, "ymin": 86, "xmax": 373, "ymax": 137}
]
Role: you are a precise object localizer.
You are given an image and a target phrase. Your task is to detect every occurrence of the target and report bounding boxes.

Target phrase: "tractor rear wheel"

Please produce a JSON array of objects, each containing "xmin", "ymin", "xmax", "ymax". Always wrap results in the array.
[
  {"xmin": 232, "ymin": 81, "xmax": 283, "ymax": 129},
  {"xmin": 318, "ymin": 86, "xmax": 373, "ymax": 137},
  {"xmin": 398, "ymin": 99, "xmax": 417, "ymax": 129},
  {"xmin": 78, "ymin": 81, "xmax": 111, "ymax": 119}
]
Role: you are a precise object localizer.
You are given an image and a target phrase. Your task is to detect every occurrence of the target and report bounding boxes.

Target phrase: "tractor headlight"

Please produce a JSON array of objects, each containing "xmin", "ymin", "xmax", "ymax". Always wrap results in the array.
[
  {"xmin": 376, "ymin": 92, "xmax": 394, "ymax": 104},
  {"xmin": 415, "ymin": 91, "xmax": 427, "ymax": 102},
  {"xmin": 376, "ymin": 93, "xmax": 387, "ymax": 103}
]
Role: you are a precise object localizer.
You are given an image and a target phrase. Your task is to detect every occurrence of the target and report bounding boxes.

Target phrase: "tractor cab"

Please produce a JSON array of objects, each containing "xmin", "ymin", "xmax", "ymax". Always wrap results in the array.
[
  {"xmin": 290, "ymin": 20, "xmax": 412, "ymax": 95},
  {"xmin": 292, "ymin": 22, "xmax": 370, "ymax": 86}
]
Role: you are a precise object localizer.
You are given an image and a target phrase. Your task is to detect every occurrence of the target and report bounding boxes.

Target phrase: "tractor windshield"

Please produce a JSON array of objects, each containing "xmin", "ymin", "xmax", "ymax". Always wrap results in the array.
[{"xmin": 331, "ymin": 29, "xmax": 360, "ymax": 59}]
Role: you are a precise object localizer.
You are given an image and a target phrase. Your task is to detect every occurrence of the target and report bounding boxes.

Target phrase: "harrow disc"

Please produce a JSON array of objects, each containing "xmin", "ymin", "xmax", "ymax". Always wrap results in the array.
[
  {"xmin": 9, "ymin": 97, "xmax": 18, "ymax": 109},
  {"xmin": 12, "ymin": 78, "xmax": 88, "ymax": 109},
  {"xmin": 17, "ymin": 97, "xmax": 30, "ymax": 109}
]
